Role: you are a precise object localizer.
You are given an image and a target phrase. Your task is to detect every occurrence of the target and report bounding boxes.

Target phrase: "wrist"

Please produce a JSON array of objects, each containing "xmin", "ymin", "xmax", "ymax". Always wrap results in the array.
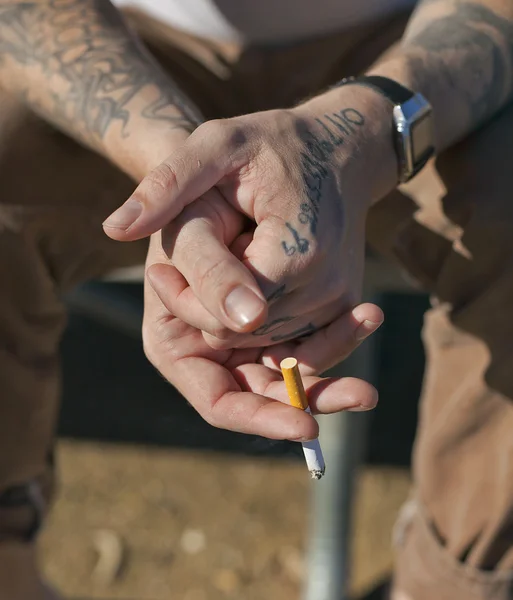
[
  {"xmin": 295, "ymin": 84, "xmax": 399, "ymax": 208},
  {"xmin": 104, "ymin": 122, "xmax": 193, "ymax": 181}
]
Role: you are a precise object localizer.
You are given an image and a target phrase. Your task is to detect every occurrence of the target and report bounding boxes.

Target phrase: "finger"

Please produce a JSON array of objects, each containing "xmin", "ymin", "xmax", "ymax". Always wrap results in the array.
[
  {"xmin": 147, "ymin": 263, "xmax": 233, "ymax": 338},
  {"xmin": 148, "ymin": 265, "xmax": 289, "ymax": 345},
  {"xmin": 199, "ymin": 293, "xmax": 348, "ymax": 351},
  {"xmin": 230, "ymin": 231, "xmax": 254, "ymax": 261},
  {"xmin": 199, "ymin": 291, "xmax": 344, "ymax": 351},
  {"xmin": 143, "ymin": 260, "xmax": 319, "ymax": 440},
  {"xmin": 156, "ymin": 349, "xmax": 319, "ymax": 441},
  {"xmin": 160, "ymin": 206, "xmax": 268, "ymax": 333},
  {"xmin": 103, "ymin": 121, "xmax": 249, "ymax": 241},
  {"xmin": 268, "ymin": 375, "xmax": 379, "ymax": 413},
  {"xmin": 149, "ymin": 229, "xmax": 282, "ymax": 342},
  {"xmin": 260, "ymin": 302, "xmax": 384, "ymax": 375},
  {"xmin": 232, "ymin": 363, "xmax": 379, "ymax": 413}
]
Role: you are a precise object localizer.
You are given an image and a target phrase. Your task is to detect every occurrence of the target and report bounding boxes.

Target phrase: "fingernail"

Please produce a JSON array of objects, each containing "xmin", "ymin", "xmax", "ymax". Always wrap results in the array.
[
  {"xmin": 291, "ymin": 435, "xmax": 318, "ymax": 442},
  {"xmin": 103, "ymin": 198, "xmax": 142, "ymax": 230},
  {"xmin": 224, "ymin": 286, "xmax": 266, "ymax": 328},
  {"xmin": 353, "ymin": 404, "xmax": 375, "ymax": 412},
  {"xmin": 355, "ymin": 319, "xmax": 382, "ymax": 341}
]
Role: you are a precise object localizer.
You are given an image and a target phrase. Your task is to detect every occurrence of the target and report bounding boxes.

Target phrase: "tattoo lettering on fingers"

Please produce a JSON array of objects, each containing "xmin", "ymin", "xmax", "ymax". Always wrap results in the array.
[
  {"xmin": 282, "ymin": 108, "xmax": 365, "ymax": 255},
  {"xmin": 252, "ymin": 315, "xmax": 318, "ymax": 343},
  {"xmin": 266, "ymin": 284, "xmax": 287, "ymax": 302},
  {"xmin": 281, "ymin": 222, "xmax": 310, "ymax": 255},
  {"xmin": 252, "ymin": 316, "xmax": 295, "ymax": 337},
  {"xmin": 271, "ymin": 322, "xmax": 317, "ymax": 343}
]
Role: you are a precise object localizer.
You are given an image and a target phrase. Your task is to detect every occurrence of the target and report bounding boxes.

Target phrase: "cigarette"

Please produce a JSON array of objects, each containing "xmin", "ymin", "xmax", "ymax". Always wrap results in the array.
[{"xmin": 280, "ymin": 357, "xmax": 326, "ymax": 480}]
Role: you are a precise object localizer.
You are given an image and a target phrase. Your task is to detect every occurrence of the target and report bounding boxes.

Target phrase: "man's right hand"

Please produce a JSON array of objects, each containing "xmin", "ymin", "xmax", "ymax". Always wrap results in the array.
[{"xmin": 142, "ymin": 231, "xmax": 383, "ymax": 441}]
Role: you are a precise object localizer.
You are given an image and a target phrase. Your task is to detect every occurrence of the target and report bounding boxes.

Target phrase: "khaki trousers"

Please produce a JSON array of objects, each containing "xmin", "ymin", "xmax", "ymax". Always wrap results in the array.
[{"xmin": 1, "ymin": 9, "xmax": 513, "ymax": 599}]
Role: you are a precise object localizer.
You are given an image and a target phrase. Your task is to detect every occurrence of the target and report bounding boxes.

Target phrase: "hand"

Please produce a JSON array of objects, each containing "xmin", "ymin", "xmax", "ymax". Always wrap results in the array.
[
  {"xmin": 103, "ymin": 86, "xmax": 395, "ymax": 349},
  {"xmin": 142, "ymin": 233, "xmax": 383, "ymax": 440}
]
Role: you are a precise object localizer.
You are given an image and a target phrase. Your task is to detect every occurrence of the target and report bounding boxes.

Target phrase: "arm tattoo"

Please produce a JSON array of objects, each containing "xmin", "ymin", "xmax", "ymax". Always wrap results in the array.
[
  {"xmin": 0, "ymin": 1, "xmax": 202, "ymax": 148},
  {"xmin": 406, "ymin": 1, "xmax": 513, "ymax": 126},
  {"xmin": 281, "ymin": 107, "xmax": 365, "ymax": 256}
]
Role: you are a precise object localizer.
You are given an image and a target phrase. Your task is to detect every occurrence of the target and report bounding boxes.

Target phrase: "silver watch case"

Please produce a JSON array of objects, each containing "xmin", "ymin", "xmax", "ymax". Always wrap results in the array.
[{"xmin": 393, "ymin": 94, "xmax": 434, "ymax": 183}]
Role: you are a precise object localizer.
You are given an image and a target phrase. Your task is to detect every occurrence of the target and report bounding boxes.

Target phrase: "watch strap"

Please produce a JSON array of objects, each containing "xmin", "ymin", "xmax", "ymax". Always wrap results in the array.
[
  {"xmin": 336, "ymin": 75, "xmax": 415, "ymax": 105},
  {"xmin": 335, "ymin": 75, "xmax": 433, "ymax": 183}
]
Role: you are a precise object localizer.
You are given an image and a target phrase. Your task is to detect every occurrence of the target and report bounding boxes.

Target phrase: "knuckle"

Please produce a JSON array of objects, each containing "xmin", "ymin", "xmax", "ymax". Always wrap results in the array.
[
  {"xmin": 205, "ymin": 333, "xmax": 239, "ymax": 351},
  {"xmin": 196, "ymin": 119, "xmax": 225, "ymax": 138},
  {"xmin": 193, "ymin": 256, "xmax": 232, "ymax": 295},
  {"xmin": 142, "ymin": 316, "xmax": 180, "ymax": 367},
  {"xmin": 142, "ymin": 162, "xmax": 177, "ymax": 199},
  {"xmin": 197, "ymin": 119, "xmax": 249, "ymax": 158},
  {"xmin": 209, "ymin": 324, "xmax": 235, "ymax": 343},
  {"xmin": 226, "ymin": 124, "xmax": 248, "ymax": 148},
  {"xmin": 202, "ymin": 407, "xmax": 223, "ymax": 429}
]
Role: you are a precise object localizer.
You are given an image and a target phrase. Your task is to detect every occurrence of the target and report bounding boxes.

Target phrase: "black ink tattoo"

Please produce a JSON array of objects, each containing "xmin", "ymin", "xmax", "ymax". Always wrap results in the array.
[
  {"xmin": 266, "ymin": 284, "xmax": 287, "ymax": 303},
  {"xmin": 407, "ymin": 2, "xmax": 513, "ymax": 125},
  {"xmin": 252, "ymin": 316, "xmax": 295, "ymax": 337},
  {"xmin": 252, "ymin": 313, "xmax": 317, "ymax": 343},
  {"xmin": 0, "ymin": 1, "xmax": 202, "ymax": 148},
  {"xmin": 281, "ymin": 222, "xmax": 310, "ymax": 256},
  {"xmin": 281, "ymin": 108, "xmax": 365, "ymax": 255},
  {"xmin": 271, "ymin": 322, "xmax": 317, "ymax": 343}
]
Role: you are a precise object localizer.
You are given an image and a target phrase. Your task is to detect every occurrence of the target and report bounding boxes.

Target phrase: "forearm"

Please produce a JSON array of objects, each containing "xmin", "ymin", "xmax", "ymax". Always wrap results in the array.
[
  {"xmin": 297, "ymin": 0, "xmax": 513, "ymax": 206},
  {"xmin": 369, "ymin": 0, "xmax": 513, "ymax": 152},
  {"xmin": 0, "ymin": 0, "xmax": 202, "ymax": 178}
]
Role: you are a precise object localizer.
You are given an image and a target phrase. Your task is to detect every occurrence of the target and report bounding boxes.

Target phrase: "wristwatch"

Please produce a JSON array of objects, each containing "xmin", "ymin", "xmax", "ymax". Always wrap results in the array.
[{"xmin": 337, "ymin": 75, "xmax": 434, "ymax": 183}]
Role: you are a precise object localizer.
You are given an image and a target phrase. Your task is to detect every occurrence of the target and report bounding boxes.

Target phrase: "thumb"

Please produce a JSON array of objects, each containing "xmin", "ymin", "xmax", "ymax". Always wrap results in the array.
[{"xmin": 103, "ymin": 121, "xmax": 244, "ymax": 241}]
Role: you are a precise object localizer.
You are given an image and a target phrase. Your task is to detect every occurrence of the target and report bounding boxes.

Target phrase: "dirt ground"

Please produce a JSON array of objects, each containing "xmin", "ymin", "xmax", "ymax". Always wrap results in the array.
[{"xmin": 40, "ymin": 441, "xmax": 411, "ymax": 600}]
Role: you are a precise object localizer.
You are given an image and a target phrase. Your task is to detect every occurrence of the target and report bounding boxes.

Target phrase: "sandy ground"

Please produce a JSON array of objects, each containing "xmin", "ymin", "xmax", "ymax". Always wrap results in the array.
[{"xmin": 40, "ymin": 441, "xmax": 410, "ymax": 600}]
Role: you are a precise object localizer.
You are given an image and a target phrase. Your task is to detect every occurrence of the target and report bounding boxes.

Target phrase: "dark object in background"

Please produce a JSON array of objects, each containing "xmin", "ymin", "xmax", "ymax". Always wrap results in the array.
[{"xmin": 60, "ymin": 283, "xmax": 428, "ymax": 467}]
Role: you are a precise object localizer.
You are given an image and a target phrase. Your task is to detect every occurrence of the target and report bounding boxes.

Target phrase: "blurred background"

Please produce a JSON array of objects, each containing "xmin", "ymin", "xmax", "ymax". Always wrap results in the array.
[{"xmin": 40, "ymin": 279, "xmax": 429, "ymax": 600}]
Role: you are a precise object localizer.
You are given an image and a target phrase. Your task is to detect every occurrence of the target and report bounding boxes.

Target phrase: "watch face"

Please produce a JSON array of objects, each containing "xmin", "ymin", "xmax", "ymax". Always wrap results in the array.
[{"xmin": 410, "ymin": 112, "xmax": 433, "ymax": 162}]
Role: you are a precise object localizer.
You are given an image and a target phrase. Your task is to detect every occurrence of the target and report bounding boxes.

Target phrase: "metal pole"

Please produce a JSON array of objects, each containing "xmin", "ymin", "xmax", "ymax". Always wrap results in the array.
[
  {"xmin": 303, "ymin": 256, "xmax": 407, "ymax": 600},
  {"xmin": 303, "ymin": 341, "xmax": 375, "ymax": 600}
]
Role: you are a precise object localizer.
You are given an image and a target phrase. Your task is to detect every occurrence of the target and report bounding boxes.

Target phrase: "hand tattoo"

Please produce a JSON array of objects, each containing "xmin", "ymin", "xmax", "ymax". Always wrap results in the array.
[
  {"xmin": 266, "ymin": 284, "xmax": 287, "ymax": 303},
  {"xmin": 270, "ymin": 322, "xmax": 317, "ymax": 343},
  {"xmin": 281, "ymin": 107, "xmax": 365, "ymax": 256},
  {"xmin": 252, "ymin": 315, "xmax": 317, "ymax": 343}
]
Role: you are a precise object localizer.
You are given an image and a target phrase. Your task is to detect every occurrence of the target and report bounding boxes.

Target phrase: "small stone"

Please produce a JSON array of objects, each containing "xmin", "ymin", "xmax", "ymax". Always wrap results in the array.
[
  {"xmin": 180, "ymin": 529, "xmax": 206, "ymax": 555},
  {"xmin": 91, "ymin": 529, "xmax": 125, "ymax": 586}
]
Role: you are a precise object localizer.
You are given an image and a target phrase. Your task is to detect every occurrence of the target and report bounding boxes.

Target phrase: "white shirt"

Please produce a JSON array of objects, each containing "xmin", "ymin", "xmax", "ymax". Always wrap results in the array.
[{"xmin": 115, "ymin": 0, "xmax": 416, "ymax": 43}]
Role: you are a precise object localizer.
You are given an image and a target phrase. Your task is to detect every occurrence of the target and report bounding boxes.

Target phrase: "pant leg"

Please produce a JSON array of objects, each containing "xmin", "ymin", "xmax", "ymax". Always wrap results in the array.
[
  {"xmin": 264, "ymin": 15, "xmax": 513, "ymax": 597},
  {"xmin": 242, "ymin": 15, "xmax": 513, "ymax": 598},
  {"xmin": 369, "ymin": 104, "xmax": 513, "ymax": 600},
  {"xmin": 0, "ymin": 89, "xmax": 148, "ymax": 530},
  {"xmin": 0, "ymin": 20, "xmax": 236, "ymax": 597}
]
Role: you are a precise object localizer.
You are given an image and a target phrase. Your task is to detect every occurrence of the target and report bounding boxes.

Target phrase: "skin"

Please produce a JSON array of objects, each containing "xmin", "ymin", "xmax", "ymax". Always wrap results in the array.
[
  {"xmin": 2, "ymin": 0, "xmax": 513, "ymax": 440},
  {"xmin": 0, "ymin": 0, "xmax": 383, "ymax": 443},
  {"xmin": 104, "ymin": 0, "xmax": 513, "ymax": 354}
]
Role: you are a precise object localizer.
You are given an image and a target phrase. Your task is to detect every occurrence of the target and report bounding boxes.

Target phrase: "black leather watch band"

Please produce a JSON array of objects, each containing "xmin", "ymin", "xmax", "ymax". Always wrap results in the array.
[
  {"xmin": 336, "ymin": 75, "xmax": 414, "ymax": 106},
  {"xmin": 335, "ymin": 75, "xmax": 434, "ymax": 183}
]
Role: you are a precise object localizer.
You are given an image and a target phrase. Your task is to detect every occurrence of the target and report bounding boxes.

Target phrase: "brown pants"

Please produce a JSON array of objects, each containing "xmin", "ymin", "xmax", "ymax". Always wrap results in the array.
[{"xmin": 1, "ymin": 9, "xmax": 513, "ymax": 599}]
